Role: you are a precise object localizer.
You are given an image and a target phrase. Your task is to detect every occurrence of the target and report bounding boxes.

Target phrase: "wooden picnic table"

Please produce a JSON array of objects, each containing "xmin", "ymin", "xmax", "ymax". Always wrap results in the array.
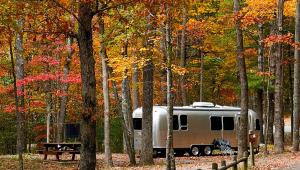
[{"xmin": 37, "ymin": 142, "xmax": 81, "ymax": 161}]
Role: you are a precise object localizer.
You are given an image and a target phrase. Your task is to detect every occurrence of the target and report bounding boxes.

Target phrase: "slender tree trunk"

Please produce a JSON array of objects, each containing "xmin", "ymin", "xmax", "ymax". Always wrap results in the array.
[
  {"xmin": 267, "ymin": 93, "xmax": 275, "ymax": 143},
  {"xmin": 121, "ymin": 41, "xmax": 136, "ymax": 165},
  {"xmin": 78, "ymin": 2, "xmax": 97, "ymax": 169},
  {"xmin": 46, "ymin": 85, "xmax": 52, "ymax": 143},
  {"xmin": 57, "ymin": 37, "xmax": 73, "ymax": 143},
  {"xmin": 108, "ymin": 59, "xmax": 136, "ymax": 164},
  {"xmin": 257, "ymin": 24, "xmax": 265, "ymax": 144},
  {"xmin": 99, "ymin": 13, "xmax": 113, "ymax": 167},
  {"xmin": 160, "ymin": 26, "xmax": 168, "ymax": 105},
  {"xmin": 293, "ymin": 0, "xmax": 300, "ymax": 151},
  {"xmin": 9, "ymin": 31, "xmax": 23, "ymax": 170},
  {"xmin": 267, "ymin": 17, "xmax": 277, "ymax": 144},
  {"xmin": 16, "ymin": 18, "xmax": 26, "ymax": 154},
  {"xmin": 199, "ymin": 50, "xmax": 204, "ymax": 102},
  {"xmin": 180, "ymin": 3, "xmax": 187, "ymax": 106},
  {"xmin": 274, "ymin": 0, "xmax": 284, "ymax": 154},
  {"xmin": 234, "ymin": 0, "xmax": 249, "ymax": 158},
  {"xmin": 165, "ymin": 4, "xmax": 176, "ymax": 170},
  {"xmin": 289, "ymin": 62, "xmax": 294, "ymax": 143},
  {"xmin": 132, "ymin": 56, "xmax": 139, "ymax": 110}
]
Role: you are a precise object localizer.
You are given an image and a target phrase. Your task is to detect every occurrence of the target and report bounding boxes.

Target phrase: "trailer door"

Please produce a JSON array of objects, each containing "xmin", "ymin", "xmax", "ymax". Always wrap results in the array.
[
  {"xmin": 222, "ymin": 116, "xmax": 235, "ymax": 144},
  {"xmin": 210, "ymin": 116, "xmax": 222, "ymax": 141},
  {"xmin": 133, "ymin": 118, "xmax": 142, "ymax": 151}
]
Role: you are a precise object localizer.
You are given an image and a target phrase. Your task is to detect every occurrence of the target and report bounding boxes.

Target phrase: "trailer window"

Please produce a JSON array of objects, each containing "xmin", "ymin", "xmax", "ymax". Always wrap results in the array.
[
  {"xmin": 133, "ymin": 118, "xmax": 142, "ymax": 130},
  {"xmin": 180, "ymin": 115, "xmax": 188, "ymax": 130},
  {"xmin": 211, "ymin": 116, "xmax": 222, "ymax": 130},
  {"xmin": 173, "ymin": 115, "xmax": 179, "ymax": 130},
  {"xmin": 223, "ymin": 117, "xmax": 234, "ymax": 130},
  {"xmin": 256, "ymin": 119, "xmax": 260, "ymax": 130}
]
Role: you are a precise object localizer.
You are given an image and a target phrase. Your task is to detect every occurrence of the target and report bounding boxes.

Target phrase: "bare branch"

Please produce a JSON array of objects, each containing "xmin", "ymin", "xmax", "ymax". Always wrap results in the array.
[
  {"xmin": 51, "ymin": 0, "xmax": 80, "ymax": 24},
  {"xmin": 92, "ymin": 1, "xmax": 133, "ymax": 16},
  {"xmin": 23, "ymin": 29, "xmax": 78, "ymax": 39}
]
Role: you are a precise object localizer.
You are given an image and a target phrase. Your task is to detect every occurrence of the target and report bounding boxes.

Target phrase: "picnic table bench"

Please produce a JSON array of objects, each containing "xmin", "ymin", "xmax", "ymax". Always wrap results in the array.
[{"xmin": 37, "ymin": 143, "xmax": 81, "ymax": 161}]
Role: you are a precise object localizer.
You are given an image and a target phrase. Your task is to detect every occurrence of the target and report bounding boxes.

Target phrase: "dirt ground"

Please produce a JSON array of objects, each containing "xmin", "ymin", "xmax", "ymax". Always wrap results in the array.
[{"xmin": 1, "ymin": 148, "xmax": 300, "ymax": 170}]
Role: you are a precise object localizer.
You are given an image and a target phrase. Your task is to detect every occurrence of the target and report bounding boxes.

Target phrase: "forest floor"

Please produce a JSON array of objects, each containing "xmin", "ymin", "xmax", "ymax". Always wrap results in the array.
[{"xmin": 1, "ymin": 147, "xmax": 300, "ymax": 170}]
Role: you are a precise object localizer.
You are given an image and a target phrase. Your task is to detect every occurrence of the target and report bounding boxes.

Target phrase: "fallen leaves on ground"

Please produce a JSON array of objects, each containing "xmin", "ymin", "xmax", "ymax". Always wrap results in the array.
[{"xmin": 1, "ymin": 148, "xmax": 300, "ymax": 170}]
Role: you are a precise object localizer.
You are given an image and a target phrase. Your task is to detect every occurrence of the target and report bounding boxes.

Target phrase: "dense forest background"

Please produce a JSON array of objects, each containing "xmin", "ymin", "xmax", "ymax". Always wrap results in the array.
[{"xmin": 0, "ymin": 0, "xmax": 299, "ymax": 169}]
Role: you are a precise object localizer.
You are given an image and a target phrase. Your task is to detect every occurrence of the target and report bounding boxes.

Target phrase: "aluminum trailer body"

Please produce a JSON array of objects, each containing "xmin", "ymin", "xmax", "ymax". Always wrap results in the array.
[{"xmin": 133, "ymin": 102, "xmax": 260, "ymax": 156}]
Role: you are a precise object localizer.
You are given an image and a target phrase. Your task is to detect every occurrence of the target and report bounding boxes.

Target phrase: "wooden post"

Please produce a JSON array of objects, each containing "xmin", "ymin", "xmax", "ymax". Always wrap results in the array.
[
  {"xmin": 212, "ymin": 162, "xmax": 218, "ymax": 170},
  {"xmin": 250, "ymin": 142, "xmax": 255, "ymax": 166},
  {"xmin": 221, "ymin": 160, "xmax": 226, "ymax": 167},
  {"xmin": 243, "ymin": 151, "xmax": 248, "ymax": 170},
  {"xmin": 233, "ymin": 155, "xmax": 237, "ymax": 170}
]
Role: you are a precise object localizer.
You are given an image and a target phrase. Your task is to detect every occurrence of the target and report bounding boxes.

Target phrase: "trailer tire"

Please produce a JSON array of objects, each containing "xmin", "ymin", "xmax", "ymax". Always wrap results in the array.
[
  {"xmin": 191, "ymin": 146, "xmax": 200, "ymax": 156},
  {"xmin": 203, "ymin": 146, "xmax": 212, "ymax": 156}
]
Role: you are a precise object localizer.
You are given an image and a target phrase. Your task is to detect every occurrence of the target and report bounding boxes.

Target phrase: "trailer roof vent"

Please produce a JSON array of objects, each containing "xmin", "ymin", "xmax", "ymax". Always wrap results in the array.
[{"xmin": 192, "ymin": 102, "xmax": 215, "ymax": 107}]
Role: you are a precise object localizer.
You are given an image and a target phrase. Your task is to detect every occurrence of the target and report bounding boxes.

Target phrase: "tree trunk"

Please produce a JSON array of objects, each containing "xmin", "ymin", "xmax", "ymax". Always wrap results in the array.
[
  {"xmin": 78, "ymin": 2, "xmax": 97, "ymax": 170},
  {"xmin": 46, "ymin": 85, "xmax": 52, "ymax": 143},
  {"xmin": 293, "ymin": 0, "xmax": 300, "ymax": 151},
  {"xmin": 274, "ymin": 0, "xmax": 284, "ymax": 154},
  {"xmin": 165, "ymin": 4, "xmax": 176, "ymax": 170},
  {"xmin": 267, "ymin": 92, "xmax": 275, "ymax": 144},
  {"xmin": 16, "ymin": 18, "xmax": 26, "ymax": 154},
  {"xmin": 180, "ymin": 3, "xmax": 187, "ymax": 106},
  {"xmin": 57, "ymin": 37, "xmax": 73, "ymax": 143},
  {"xmin": 160, "ymin": 27, "xmax": 167, "ymax": 105},
  {"xmin": 257, "ymin": 24, "xmax": 265, "ymax": 144},
  {"xmin": 141, "ymin": 59, "xmax": 154, "ymax": 165},
  {"xmin": 199, "ymin": 50, "xmax": 204, "ymax": 102},
  {"xmin": 99, "ymin": 13, "xmax": 113, "ymax": 167},
  {"xmin": 289, "ymin": 62, "xmax": 294, "ymax": 143},
  {"xmin": 267, "ymin": 17, "xmax": 277, "ymax": 145},
  {"xmin": 10, "ymin": 28, "xmax": 24, "ymax": 170},
  {"xmin": 132, "ymin": 57, "xmax": 139, "ymax": 110},
  {"xmin": 140, "ymin": 11, "xmax": 155, "ymax": 166},
  {"xmin": 233, "ymin": 0, "xmax": 249, "ymax": 158},
  {"xmin": 107, "ymin": 52, "xmax": 136, "ymax": 164},
  {"xmin": 121, "ymin": 41, "xmax": 136, "ymax": 165}
]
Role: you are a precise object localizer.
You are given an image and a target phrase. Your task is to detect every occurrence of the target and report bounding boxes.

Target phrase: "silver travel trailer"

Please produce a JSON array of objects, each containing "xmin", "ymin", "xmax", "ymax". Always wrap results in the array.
[{"xmin": 133, "ymin": 102, "xmax": 260, "ymax": 156}]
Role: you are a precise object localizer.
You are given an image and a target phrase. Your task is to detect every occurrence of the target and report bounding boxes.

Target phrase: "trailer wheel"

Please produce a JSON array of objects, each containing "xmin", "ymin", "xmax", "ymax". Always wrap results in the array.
[
  {"xmin": 191, "ymin": 146, "xmax": 200, "ymax": 156},
  {"xmin": 203, "ymin": 146, "xmax": 212, "ymax": 156}
]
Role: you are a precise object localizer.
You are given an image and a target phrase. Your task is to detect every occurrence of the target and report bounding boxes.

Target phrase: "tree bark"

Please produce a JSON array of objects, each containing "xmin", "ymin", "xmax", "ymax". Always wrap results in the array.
[
  {"xmin": 140, "ymin": 10, "xmax": 155, "ymax": 165},
  {"xmin": 57, "ymin": 37, "xmax": 73, "ymax": 143},
  {"xmin": 121, "ymin": 41, "xmax": 136, "ymax": 165},
  {"xmin": 199, "ymin": 50, "xmax": 204, "ymax": 102},
  {"xmin": 274, "ymin": 0, "xmax": 284, "ymax": 154},
  {"xmin": 132, "ymin": 58, "xmax": 139, "ymax": 110},
  {"xmin": 160, "ymin": 26, "xmax": 167, "ymax": 105},
  {"xmin": 46, "ymin": 83, "xmax": 52, "ymax": 143},
  {"xmin": 10, "ymin": 26, "xmax": 24, "ymax": 170},
  {"xmin": 165, "ymin": 4, "xmax": 176, "ymax": 170},
  {"xmin": 292, "ymin": 0, "xmax": 300, "ymax": 151},
  {"xmin": 99, "ymin": 13, "xmax": 113, "ymax": 167},
  {"xmin": 180, "ymin": 3, "xmax": 187, "ymax": 106},
  {"xmin": 233, "ymin": 0, "xmax": 249, "ymax": 158},
  {"xmin": 257, "ymin": 24, "xmax": 265, "ymax": 144},
  {"xmin": 15, "ymin": 18, "xmax": 26, "ymax": 154},
  {"xmin": 141, "ymin": 59, "xmax": 154, "ymax": 165},
  {"xmin": 267, "ymin": 17, "xmax": 277, "ymax": 145},
  {"xmin": 78, "ymin": 2, "xmax": 97, "ymax": 169}
]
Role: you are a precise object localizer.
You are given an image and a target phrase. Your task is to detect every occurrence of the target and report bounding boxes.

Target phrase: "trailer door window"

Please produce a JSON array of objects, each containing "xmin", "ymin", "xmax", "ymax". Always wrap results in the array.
[
  {"xmin": 133, "ymin": 118, "xmax": 142, "ymax": 130},
  {"xmin": 256, "ymin": 119, "xmax": 260, "ymax": 130},
  {"xmin": 223, "ymin": 117, "xmax": 234, "ymax": 130},
  {"xmin": 173, "ymin": 115, "xmax": 179, "ymax": 130},
  {"xmin": 180, "ymin": 115, "xmax": 188, "ymax": 130},
  {"xmin": 211, "ymin": 116, "xmax": 222, "ymax": 130}
]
